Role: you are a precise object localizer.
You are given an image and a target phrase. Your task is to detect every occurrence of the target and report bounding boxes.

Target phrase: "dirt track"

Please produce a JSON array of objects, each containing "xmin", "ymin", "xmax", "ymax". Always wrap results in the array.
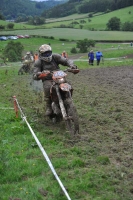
[
  {"xmin": 30, "ymin": 63, "xmax": 133, "ymax": 198},
  {"xmin": 68, "ymin": 65, "xmax": 133, "ymax": 198},
  {"xmin": 12, "ymin": 62, "xmax": 133, "ymax": 199}
]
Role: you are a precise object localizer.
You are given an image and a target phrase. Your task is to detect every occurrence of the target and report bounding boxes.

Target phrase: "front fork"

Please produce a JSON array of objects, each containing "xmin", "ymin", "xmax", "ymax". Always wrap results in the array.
[{"xmin": 55, "ymin": 85, "xmax": 70, "ymax": 120}]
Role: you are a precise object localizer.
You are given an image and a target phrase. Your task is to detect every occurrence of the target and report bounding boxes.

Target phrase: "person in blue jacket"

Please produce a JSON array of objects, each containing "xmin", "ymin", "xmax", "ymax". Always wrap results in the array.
[
  {"xmin": 96, "ymin": 50, "xmax": 103, "ymax": 65},
  {"xmin": 88, "ymin": 50, "xmax": 94, "ymax": 65}
]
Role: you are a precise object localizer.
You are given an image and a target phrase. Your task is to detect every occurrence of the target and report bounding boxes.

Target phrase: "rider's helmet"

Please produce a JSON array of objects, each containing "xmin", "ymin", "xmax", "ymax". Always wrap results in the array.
[
  {"xmin": 39, "ymin": 44, "xmax": 52, "ymax": 62},
  {"xmin": 26, "ymin": 52, "xmax": 30, "ymax": 55}
]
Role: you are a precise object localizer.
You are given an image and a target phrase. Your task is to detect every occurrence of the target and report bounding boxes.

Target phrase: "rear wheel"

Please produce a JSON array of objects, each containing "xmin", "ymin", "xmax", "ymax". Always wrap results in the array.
[{"xmin": 65, "ymin": 98, "xmax": 79, "ymax": 135}]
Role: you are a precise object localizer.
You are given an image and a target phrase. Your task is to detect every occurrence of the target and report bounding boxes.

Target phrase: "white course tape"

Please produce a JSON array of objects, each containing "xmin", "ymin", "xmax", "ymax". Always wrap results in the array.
[
  {"xmin": 14, "ymin": 97, "xmax": 72, "ymax": 200},
  {"xmin": 0, "ymin": 107, "xmax": 14, "ymax": 109}
]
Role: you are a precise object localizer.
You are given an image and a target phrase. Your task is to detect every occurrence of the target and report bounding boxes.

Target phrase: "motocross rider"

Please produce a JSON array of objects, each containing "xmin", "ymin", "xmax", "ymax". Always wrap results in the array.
[
  {"xmin": 33, "ymin": 44, "xmax": 77, "ymax": 116},
  {"xmin": 22, "ymin": 52, "xmax": 34, "ymax": 72}
]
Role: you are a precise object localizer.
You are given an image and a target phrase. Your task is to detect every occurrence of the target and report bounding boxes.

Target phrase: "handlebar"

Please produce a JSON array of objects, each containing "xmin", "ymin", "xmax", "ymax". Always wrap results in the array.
[
  {"xmin": 66, "ymin": 68, "xmax": 80, "ymax": 74},
  {"xmin": 38, "ymin": 68, "xmax": 79, "ymax": 79}
]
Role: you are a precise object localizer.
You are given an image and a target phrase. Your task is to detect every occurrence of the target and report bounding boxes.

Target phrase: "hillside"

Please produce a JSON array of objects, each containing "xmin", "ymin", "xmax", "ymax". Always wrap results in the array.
[
  {"xmin": 0, "ymin": 0, "xmax": 66, "ymax": 20},
  {"xmin": 42, "ymin": 0, "xmax": 133, "ymax": 18},
  {"xmin": 0, "ymin": 5, "xmax": 133, "ymax": 34},
  {"xmin": 43, "ymin": 6, "xmax": 133, "ymax": 31}
]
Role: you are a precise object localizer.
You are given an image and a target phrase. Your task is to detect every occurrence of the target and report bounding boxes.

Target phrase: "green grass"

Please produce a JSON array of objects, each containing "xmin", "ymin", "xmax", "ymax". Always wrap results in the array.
[
  {"xmin": 45, "ymin": 13, "xmax": 90, "ymax": 23},
  {"xmin": 0, "ymin": 92, "xmax": 125, "ymax": 200},
  {"xmin": 1, "ymin": 28, "xmax": 133, "ymax": 41},
  {"xmin": 43, "ymin": 6, "xmax": 133, "ymax": 30},
  {"xmin": 0, "ymin": 43, "xmax": 133, "ymax": 199},
  {"xmin": 1, "ymin": 5, "xmax": 133, "ymax": 31},
  {"xmin": 0, "ymin": 20, "xmax": 45, "ymax": 30},
  {"xmin": 1, "ymin": 6, "xmax": 133, "ymax": 41},
  {"xmin": 0, "ymin": 5, "xmax": 133, "ymax": 200},
  {"xmin": 0, "ymin": 38, "xmax": 133, "ymax": 67}
]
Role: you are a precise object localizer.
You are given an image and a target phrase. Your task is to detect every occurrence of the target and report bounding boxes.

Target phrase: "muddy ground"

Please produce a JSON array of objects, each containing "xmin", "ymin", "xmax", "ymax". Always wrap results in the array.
[
  {"xmin": 31, "ymin": 64, "xmax": 133, "ymax": 198},
  {"xmin": 12, "ymin": 60, "xmax": 133, "ymax": 199},
  {"xmin": 69, "ymin": 65, "xmax": 133, "ymax": 198}
]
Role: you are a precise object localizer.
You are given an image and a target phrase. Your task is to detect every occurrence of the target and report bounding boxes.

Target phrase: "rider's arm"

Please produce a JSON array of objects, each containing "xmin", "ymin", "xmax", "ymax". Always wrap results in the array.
[
  {"xmin": 33, "ymin": 59, "xmax": 42, "ymax": 80},
  {"xmin": 30, "ymin": 56, "xmax": 34, "ymax": 62},
  {"xmin": 53, "ymin": 54, "xmax": 77, "ymax": 69}
]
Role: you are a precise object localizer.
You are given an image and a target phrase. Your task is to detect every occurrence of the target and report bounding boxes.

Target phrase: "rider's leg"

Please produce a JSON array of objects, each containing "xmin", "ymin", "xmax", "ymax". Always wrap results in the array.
[{"xmin": 43, "ymin": 80, "xmax": 52, "ymax": 116}]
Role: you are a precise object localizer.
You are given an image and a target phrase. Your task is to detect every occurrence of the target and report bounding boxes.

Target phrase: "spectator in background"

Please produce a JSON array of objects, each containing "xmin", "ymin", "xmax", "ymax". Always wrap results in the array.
[
  {"xmin": 96, "ymin": 50, "xmax": 103, "ymax": 65},
  {"xmin": 118, "ymin": 45, "xmax": 120, "ymax": 49},
  {"xmin": 88, "ymin": 50, "xmax": 94, "ymax": 65},
  {"xmin": 34, "ymin": 52, "xmax": 39, "ymax": 61},
  {"xmin": 18, "ymin": 52, "xmax": 34, "ymax": 74},
  {"xmin": 62, "ymin": 51, "xmax": 68, "ymax": 58},
  {"xmin": 24, "ymin": 51, "xmax": 34, "ymax": 62}
]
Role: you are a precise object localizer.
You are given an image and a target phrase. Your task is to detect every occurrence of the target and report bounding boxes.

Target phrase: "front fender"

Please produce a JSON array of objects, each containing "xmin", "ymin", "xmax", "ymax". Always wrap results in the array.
[{"xmin": 59, "ymin": 83, "xmax": 72, "ymax": 91}]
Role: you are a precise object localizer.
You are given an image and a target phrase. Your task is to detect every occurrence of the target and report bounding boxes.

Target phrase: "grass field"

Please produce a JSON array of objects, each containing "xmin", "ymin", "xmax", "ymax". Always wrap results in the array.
[
  {"xmin": 0, "ymin": 6, "xmax": 133, "ymax": 199},
  {"xmin": 1, "ymin": 5, "xmax": 133, "ymax": 31},
  {"xmin": 0, "ymin": 37, "xmax": 133, "ymax": 60},
  {"xmin": 0, "ymin": 5, "xmax": 133, "ymax": 41},
  {"xmin": 44, "ymin": 6, "xmax": 133, "ymax": 30},
  {"xmin": 1, "ymin": 28, "xmax": 133, "ymax": 41},
  {"xmin": 1, "ymin": 56, "xmax": 133, "ymax": 199}
]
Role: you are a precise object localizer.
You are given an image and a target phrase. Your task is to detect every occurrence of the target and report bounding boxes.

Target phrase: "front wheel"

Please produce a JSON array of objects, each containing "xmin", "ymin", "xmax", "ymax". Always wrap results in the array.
[
  {"xmin": 18, "ymin": 66, "xmax": 24, "ymax": 75},
  {"xmin": 65, "ymin": 98, "xmax": 79, "ymax": 135}
]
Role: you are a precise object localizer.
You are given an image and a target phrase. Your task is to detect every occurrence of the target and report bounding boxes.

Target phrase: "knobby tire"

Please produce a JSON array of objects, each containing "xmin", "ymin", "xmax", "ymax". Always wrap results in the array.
[{"xmin": 65, "ymin": 98, "xmax": 79, "ymax": 135}]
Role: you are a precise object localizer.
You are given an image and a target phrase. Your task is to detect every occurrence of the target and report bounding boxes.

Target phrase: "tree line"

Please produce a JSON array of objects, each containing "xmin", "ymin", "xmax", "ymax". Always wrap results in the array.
[{"xmin": 0, "ymin": 0, "xmax": 64, "ymax": 20}]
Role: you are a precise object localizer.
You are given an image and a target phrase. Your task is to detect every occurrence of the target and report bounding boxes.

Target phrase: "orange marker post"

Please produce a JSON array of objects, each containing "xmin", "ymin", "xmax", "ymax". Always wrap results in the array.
[{"xmin": 13, "ymin": 96, "xmax": 18, "ymax": 118}]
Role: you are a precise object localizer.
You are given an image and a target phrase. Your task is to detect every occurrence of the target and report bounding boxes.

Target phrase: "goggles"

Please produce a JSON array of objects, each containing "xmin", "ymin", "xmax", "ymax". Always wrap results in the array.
[{"xmin": 41, "ymin": 51, "xmax": 52, "ymax": 57}]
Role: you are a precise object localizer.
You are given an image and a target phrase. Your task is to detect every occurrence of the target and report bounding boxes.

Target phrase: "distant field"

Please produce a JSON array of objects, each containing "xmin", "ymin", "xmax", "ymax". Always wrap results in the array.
[
  {"xmin": 45, "ymin": 13, "xmax": 89, "ymax": 23},
  {"xmin": 1, "ymin": 28, "xmax": 133, "ymax": 41},
  {"xmin": 0, "ymin": 37, "xmax": 133, "ymax": 69},
  {"xmin": 0, "ymin": 5, "xmax": 133, "ymax": 32},
  {"xmin": 0, "ymin": 20, "xmax": 45, "ymax": 30},
  {"xmin": 44, "ymin": 6, "xmax": 133, "ymax": 30}
]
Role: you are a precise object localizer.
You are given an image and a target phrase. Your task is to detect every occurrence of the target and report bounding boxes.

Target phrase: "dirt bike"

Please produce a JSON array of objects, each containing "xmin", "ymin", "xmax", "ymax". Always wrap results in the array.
[
  {"xmin": 18, "ymin": 60, "xmax": 34, "ymax": 75},
  {"xmin": 38, "ymin": 68, "xmax": 80, "ymax": 135}
]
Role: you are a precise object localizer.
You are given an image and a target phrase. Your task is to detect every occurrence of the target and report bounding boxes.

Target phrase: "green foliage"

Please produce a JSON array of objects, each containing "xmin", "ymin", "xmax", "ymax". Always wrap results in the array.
[
  {"xmin": 76, "ymin": 39, "xmax": 95, "ymax": 53},
  {"xmin": 28, "ymin": 16, "xmax": 45, "ymax": 25},
  {"xmin": 106, "ymin": 17, "xmax": 121, "ymax": 30},
  {"xmin": 0, "ymin": 25, "xmax": 5, "ymax": 29},
  {"xmin": 0, "ymin": 0, "xmax": 63, "ymax": 20},
  {"xmin": 104, "ymin": 9, "xmax": 111, "ymax": 13},
  {"xmin": 96, "ymin": 156, "xmax": 110, "ymax": 165},
  {"xmin": 88, "ymin": 13, "xmax": 93, "ymax": 18},
  {"xmin": 70, "ymin": 47, "xmax": 77, "ymax": 53},
  {"xmin": 6, "ymin": 23, "xmax": 14, "ymax": 29},
  {"xmin": 45, "ymin": 0, "xmax": 133, "ymax": 18},
  {"xmin": 15, "ymin": 15, "xmax": 29, "ymax": 23},
  {"xmin": 7, "ymin": 50, "xmax": 18, "ymax": 62},
  {"xmin": 0, "ymin": 12, "xmax": 4, "ymax": 20},
  {"xmin": 59, "ymin": 38, "xmax": 69, "ymax": 42},
  {"xmin": 80, "ymin": 19, "xmax": 86, "ymax": 24},
  {"xmin": 79, "ymin": 24, "xmax": 83, "ymax": 29},
  {"xmin": 122, "ymin": 21, "xmax": 133, "ymax": 31},
  {"xmin": 42, "ymin": 1, "xmax": 76, "ymax": 18},
  {"xmin": 3, "ymin": 41, "xmax": 24, "ymax": 62}
]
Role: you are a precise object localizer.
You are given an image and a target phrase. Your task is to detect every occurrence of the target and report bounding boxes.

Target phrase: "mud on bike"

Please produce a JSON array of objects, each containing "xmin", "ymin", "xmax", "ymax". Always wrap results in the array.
[{"xmin": 38, "ymin": 68, "xmax": 80, "ymax": 135}]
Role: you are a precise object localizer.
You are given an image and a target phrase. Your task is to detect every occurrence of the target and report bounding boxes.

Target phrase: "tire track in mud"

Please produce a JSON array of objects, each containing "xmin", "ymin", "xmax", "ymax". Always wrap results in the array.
[
  {"xmin": 22, "ymin": 65, "xmax": 133, "ymax": 198},
  {"xmin": 67, "ymin": 66, "xmax": 133, "ymax": 198}
]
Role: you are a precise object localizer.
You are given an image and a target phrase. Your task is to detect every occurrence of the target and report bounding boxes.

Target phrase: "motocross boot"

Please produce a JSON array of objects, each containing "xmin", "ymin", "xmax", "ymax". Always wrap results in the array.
[{"xmin": 45, "ymin": 98, "xmax": 52, "ymax": 116}]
